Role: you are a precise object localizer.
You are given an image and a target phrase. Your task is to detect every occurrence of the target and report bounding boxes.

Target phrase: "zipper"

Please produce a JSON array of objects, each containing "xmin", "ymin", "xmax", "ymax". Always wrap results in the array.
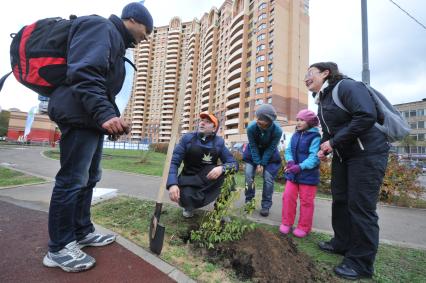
[
  {"xmin": 319, "ymin": 99, "xmax": 331, "ymax": 136},
  {"xmin": 357, "ymin": 137, "xmax": 365, "ymax": 150}
]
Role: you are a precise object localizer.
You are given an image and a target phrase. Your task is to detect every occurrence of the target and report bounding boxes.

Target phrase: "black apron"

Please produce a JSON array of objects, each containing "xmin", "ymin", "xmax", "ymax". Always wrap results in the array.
[{"xmin": 178, "ymin": 136, "xmax": 225, "ymax": 210}]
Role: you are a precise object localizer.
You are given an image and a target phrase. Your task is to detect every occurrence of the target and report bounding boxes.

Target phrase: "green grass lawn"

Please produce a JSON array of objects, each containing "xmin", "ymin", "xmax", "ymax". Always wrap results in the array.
[
  {"xmin": 92, "ymin": 196, "xmax": 426, "ymax": 283},
  {"xmin": 0, "ymin": 166, "xmax": 45, "ymax": 187}
]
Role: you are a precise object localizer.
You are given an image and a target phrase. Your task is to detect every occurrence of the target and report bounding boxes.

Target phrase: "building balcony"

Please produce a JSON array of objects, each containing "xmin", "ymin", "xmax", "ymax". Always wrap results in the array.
[
  {"xmin": 226, "ymin": 97, "xmax": 240, "ymax": 108},
  {"xmin": 201, "ymin": 95, "xmax": 210, "ymax": 104},
  {"xmin": 227, "ymin": 77, "xmax": 242, "ymax": 91},
  {"xmin": 228, "ymin": 57, "xmax": 242, "ymax": 73},
  {"xmin": 225, "ymin": 118, "xmax": 239, "ymax": 126},
  {"xmin": 224, "ymin": 128, "xmax": 239, "ymax": 135},
  {"xmin": 229, "ymin": 28, "xmax": 244, "ymax": 47},
  {"xmin": 225, "ymin": 108, "xmax": 240, "ymax": 117},
  {"xmin": 227, "ymin": 67, "xmax": 242, "ymax": 82},
  {"xmin": 202, "ymin": 80, "xmax": 211, "ymax": 90},
  {"xmin": 230, "ymin": 11, "xmax": 244, "ymax": 31},
  {"xmin": 229, "ymin": 38, "xmax": 243, "ymax": 55},
  {"xmin": 226, "ymin": 87, "xmax": 241, "ymax": 99}
]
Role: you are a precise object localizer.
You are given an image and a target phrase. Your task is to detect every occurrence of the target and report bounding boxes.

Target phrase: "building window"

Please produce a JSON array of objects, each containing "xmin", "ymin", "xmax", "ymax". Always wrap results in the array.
[
  {"xmin": 257, "ymin": 33, "xmax": 266, "ymax": 41},
  {"xmin": 410, "ymin": 123, "xmax": 417, "ymax": 129},
  {"xmin": 418, "ymin": 133, "xmax": 425, "ymax": 141},
  {"xmin": 258, "ymin": 23, "xmax": 267, "ymax": 31},
  {"xmin": 410, "ymin": 110, "xmax": 416, "ymax": 117},
  {"xmin": 268, "ymin": 74, "xmax": 272, "ymax": 82},
  {"xmin": 256, "ymin": 66, "xmax": 265, "ymax": 72},
  {"xmin": 269, "ymin": 52, "xmax": 273, "ymax": 60},
  {"xmin": 267, "ymin": 85, "xmax": 272, "ymax": 93},
  {"xmin": 418, "ymin": 109, "xmax": 424, "ymax": 116},
  {"xmin": 256, "ymin": 44, "xmax": 266, "ymax": 52},
  {"xmin": 256, "ymin": 76, "xmax": 265, "ymax": 83},
  {"xmin": 256, "ymin": 87, "xmax": 264, "ymax": 94},
  {"xmin": 268, "ymin": 63, "xmax": 273, "ymax": 72},
  {"xmin": 255, "ymin": 99, "xmax": 264, "ymax": 105},
  {"xmin": 256, "ymin": 55, "xmax": 265, "ymax": 62},
  {"xmin": 258, "ymin": 13, "xmax": 267, "ymax": 21},
  {"xmin": 259, "ymin": 2, "xmax": 267, "ymax": 10},
  {"xmin": 418, "ymin": 121, "xmax": 425, "ymax": 129},
  {"xmin": 404, "ymin": 111, "xmax": 409, "ymax": 118},
  {"xmin": 267, "ymin": 97, "xmax": 272, "ymax": 104}
]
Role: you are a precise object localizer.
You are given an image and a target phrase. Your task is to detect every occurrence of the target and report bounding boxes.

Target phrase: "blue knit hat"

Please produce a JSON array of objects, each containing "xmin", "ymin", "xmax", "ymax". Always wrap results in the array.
[{"xmin": 121, "ymin": 2, "xmax": 153, "ymax": 33}]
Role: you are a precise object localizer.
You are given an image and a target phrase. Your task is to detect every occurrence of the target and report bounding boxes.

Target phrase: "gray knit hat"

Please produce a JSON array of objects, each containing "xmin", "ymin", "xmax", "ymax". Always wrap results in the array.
[{"xmin": 255, "ymin": 104, "xmax": 277, "ymax": 122}]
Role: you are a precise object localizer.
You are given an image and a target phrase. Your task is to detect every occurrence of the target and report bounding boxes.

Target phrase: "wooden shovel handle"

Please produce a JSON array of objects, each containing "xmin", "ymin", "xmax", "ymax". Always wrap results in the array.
[{"xmin": 156, "ymin": 65, "xmax": 191, "ymax": 202}]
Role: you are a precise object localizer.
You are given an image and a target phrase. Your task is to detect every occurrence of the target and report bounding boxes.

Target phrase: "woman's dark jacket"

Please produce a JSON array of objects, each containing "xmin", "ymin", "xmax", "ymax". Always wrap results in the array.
[
  {"xmin": 48, "ymin": 15, "xmax": 134, "ymax": 132},
  {"xmin": 166, "ymin": 132, "xmax": 239, "ymax": 188},
  {"xmin": 317, "ymin": 79, "xmax": 390, "ymax": 159}
]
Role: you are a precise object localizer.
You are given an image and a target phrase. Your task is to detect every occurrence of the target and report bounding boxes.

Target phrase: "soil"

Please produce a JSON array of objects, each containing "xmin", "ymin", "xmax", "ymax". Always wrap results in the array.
[{"xmin": 206, "ymin": 228, "xmax": 335, "ymax": 283}]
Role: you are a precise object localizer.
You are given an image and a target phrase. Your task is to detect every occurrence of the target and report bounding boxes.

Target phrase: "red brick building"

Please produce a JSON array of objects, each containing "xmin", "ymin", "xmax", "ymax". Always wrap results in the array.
[{"xmin": 7, "ymin": 111, "xmax": 60, "ymax": 145}]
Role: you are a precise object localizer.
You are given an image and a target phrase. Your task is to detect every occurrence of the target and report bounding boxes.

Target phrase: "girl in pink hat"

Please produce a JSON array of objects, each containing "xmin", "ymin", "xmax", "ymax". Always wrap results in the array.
[{"xmin": 280, "ymin": 109, "xmax": 320, "ymax": 238}]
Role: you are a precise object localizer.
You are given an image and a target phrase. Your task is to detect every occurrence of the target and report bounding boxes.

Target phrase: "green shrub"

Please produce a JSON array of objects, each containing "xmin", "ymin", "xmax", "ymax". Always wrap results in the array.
[{"xmin": 190, "ymin": 172, "xmax": 256, "ymax": 249}]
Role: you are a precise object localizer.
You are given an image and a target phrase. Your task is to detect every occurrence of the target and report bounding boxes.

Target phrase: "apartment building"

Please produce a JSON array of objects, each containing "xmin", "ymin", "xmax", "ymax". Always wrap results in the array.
[
  {"xmin": 394, "ymin": 99, "xmax": 426, "ymax": 157},
  {"xmin": 123, "ymin": 0, "xmax": 310, "ymax": 143}
]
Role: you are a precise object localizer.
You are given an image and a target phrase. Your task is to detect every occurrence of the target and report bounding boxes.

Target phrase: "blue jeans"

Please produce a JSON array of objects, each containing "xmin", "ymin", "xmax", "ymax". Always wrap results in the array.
[
  {"xmin": 244, "ymin": 163, "xmax": 274, "ymax": 209},
  {"xmin": 48, "ymin": 125, "xmax": 104, "ymax": 252}
]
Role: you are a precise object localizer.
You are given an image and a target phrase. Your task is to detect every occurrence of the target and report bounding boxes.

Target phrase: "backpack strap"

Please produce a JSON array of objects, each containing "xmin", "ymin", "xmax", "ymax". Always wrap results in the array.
[
  {"xmin": 0, "ymin": 72, "xmax": 12, "ymax": 92},
  {"xmin": 331, "ymin": 80, "xmax": 349, "ymax": 113},
  {"xmin": 123, "ymin": 57, "xmax": 137, "ymax": 71}
]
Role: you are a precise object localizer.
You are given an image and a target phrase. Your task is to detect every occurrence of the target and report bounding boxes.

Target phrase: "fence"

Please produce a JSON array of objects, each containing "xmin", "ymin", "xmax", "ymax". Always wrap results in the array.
[{"xmin": 103, "ymin": 141, "xmax": 149, "ymax": 151}]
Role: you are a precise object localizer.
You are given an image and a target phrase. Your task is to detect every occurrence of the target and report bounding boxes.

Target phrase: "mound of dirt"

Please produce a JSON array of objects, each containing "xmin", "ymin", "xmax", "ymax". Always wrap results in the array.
[{"xmin": 211, "ymin": 228, "xmax": 334, "ymax": 283}]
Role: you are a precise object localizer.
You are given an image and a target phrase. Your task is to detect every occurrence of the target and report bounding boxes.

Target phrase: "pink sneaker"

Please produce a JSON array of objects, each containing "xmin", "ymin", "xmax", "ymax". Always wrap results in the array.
[
  {"xmin": 293, "ymin": 228, "xmax": 308, "ymax": 238},
  {"xmin": 279, "ymin": 224, "xmax": 291, "ymax": 235}
]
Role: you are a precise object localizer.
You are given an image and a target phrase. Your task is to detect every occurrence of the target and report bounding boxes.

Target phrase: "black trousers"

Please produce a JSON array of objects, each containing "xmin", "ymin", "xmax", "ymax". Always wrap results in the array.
[{"xmin": 330, "ymin": 152, "xmax": 388, "ymax": 276}]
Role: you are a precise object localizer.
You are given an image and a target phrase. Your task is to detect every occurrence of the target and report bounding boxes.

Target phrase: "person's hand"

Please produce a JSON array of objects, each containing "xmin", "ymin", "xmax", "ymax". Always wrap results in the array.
[
  {"xmin": 286, "ymin": 160, "xmax": 295, "ymax": 169},
  {"xmin": 320, "ymin": 140, "xmax": 333, "ymax": 154},
  {"xmin": 285, "ymin": 164, "xmax": 301, "ymax": 174},
  {"xmin": 256, "ymin": 165, "xmax": 264, "ymax": 174},
  {"xmin": 207, "ymin": 166, "xmax": 223, "ymax": 180},
  {"xmin": 168, "ymin": 185, "xmax": 180, "ymax": 203},
  {"xmin": 102, "ymin": 117, "xmax": 130, "ymax": 135},
  {"xmin": 318, "ymin": 150, "xmax": 327, "ymax": 161}
]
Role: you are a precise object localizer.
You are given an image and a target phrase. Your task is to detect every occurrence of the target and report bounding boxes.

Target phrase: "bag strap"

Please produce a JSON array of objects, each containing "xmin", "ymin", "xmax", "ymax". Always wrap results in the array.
[
  {"xmin": 0, "ymin": 72, "xmax": 12, "ymax": 93},
  {"xmin": 331, "ymin": 80, "xmax": 349, "ymax": 113}
]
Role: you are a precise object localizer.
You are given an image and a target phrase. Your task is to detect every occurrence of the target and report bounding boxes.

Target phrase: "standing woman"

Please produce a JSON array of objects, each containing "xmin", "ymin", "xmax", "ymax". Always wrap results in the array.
[{"xmin": 305, "ymin": 62, "xmax": 389, "ymax": 280}]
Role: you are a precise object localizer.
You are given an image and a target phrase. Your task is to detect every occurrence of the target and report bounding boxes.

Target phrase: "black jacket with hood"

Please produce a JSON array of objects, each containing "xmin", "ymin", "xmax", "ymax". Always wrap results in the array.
[
  {"xmin": 48, "ymin": 15, "xmax": 135, "ymax": 132},
  {"xmin": 317, "ymin": 79, "xmax": 390, "ymax": 159}
]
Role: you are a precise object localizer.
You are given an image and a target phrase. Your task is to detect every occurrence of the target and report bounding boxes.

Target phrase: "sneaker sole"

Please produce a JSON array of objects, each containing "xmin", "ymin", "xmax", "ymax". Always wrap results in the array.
[
  {"xmin": 78, "ymin": 237, "xmax": 116, "ymax": 248},
  {"xmin": 43, "ymin": 255, "xmax": 95, "ymax": 272}
]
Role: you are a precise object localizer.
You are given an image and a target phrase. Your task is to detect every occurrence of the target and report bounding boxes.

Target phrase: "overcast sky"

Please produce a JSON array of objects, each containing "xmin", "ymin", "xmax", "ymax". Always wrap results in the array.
[{"xmin": 0, "ymin": 0, "xmax": 425, "ymax": 113}]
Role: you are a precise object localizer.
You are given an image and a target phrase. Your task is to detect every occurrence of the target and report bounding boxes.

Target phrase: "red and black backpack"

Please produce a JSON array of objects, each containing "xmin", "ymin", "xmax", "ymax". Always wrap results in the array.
[{"xmin": 0, "ymin": 16, "xmax": 76, "ymax": 97}]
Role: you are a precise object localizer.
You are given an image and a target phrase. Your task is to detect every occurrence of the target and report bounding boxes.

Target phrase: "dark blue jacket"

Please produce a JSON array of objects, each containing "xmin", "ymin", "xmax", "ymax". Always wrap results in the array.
[
  {"xmin": 48, "ymin": 15, "xmax": 134, "ymax": 132},
  {"xmin": 167, "ymin": 132, "xmax": 238, "ymax": 188},
  {"xmin": 318, "ymin": 79, "xmax": 390, "ymax": 159},
  {"xmin": 285, "ymin": 127, "xmax": 321, "ymax": 185}
]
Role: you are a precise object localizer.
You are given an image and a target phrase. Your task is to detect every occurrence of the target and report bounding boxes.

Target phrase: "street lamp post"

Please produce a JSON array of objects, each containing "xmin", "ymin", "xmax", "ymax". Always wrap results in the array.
[{"xmin": 361, "ymin": 0, "xmax": 370, "ymax": 85}]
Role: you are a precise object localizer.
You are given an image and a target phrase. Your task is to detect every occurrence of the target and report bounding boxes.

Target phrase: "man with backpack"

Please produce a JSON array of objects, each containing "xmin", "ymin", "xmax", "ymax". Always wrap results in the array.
[{"xmin": 42, "ymin": 2, "xmax": 153, "ymax": 272}]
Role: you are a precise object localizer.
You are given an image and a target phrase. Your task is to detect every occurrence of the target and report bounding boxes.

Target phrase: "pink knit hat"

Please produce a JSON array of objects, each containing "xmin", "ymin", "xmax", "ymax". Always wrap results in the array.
[{"xmin": 296, "ymin": 109, "xmax": 319, "ymax": 127}]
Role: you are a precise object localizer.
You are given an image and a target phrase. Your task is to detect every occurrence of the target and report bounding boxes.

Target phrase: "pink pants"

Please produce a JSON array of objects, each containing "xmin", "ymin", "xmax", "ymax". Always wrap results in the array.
[{"xmin": 282, "ymin": 180, "xmax": 317, "ymax": 233}]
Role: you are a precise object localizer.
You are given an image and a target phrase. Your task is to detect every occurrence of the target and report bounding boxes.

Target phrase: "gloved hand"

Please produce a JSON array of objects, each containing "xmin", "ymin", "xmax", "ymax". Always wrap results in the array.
[
  {"xmin": 286, "ymin": 164, "xmax": 301, "ymax": 174},
  {"xmin": 286, "ymin": 161, "xmax": 295, "ymax": 169}
]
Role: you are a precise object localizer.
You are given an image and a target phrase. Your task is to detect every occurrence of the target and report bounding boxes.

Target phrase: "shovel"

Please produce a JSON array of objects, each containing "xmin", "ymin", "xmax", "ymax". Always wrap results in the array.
[{"xmin": 149, "ymin": 65, "xmax": 190, "ymax": 255}]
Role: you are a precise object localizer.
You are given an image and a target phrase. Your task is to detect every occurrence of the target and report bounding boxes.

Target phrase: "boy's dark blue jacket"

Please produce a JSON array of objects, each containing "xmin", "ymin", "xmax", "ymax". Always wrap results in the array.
[
  {"xmin": 167, "ymin": 132, "xmax": 238, "ymax": 189},
  {"xmin": 48, "ymin": 15, "xmax": 134, "ymax": 131}
]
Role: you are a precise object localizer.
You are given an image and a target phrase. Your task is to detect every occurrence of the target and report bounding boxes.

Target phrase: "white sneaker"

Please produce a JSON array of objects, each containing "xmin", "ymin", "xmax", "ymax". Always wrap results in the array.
[
  {"xmin": 77, "ymin": 232, "xmax": 116, "ymax": 248},
  {"xmin": 182, "ymin": 208, "xmax": 194, "ymax": 218},
  {"xmin": 43, "ymin": 241, "xmax": 95, "ymax": 272}
]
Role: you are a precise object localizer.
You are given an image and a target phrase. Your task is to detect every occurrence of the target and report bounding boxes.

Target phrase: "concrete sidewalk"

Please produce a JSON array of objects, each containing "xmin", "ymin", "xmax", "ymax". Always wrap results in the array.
[{"xmin": 1, "ymin": 145, "xmax": 426, "ymax": 250}]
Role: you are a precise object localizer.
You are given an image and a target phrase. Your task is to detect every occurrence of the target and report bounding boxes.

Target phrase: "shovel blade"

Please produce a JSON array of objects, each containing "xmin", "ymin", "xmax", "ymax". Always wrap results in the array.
[
  {"xmin": 149, "ymin": 202, "xmax": 165, "ymax": 255},
  {"xmin": 149, "ymin": 222, "xmax": 165, "ymax": 255}
]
